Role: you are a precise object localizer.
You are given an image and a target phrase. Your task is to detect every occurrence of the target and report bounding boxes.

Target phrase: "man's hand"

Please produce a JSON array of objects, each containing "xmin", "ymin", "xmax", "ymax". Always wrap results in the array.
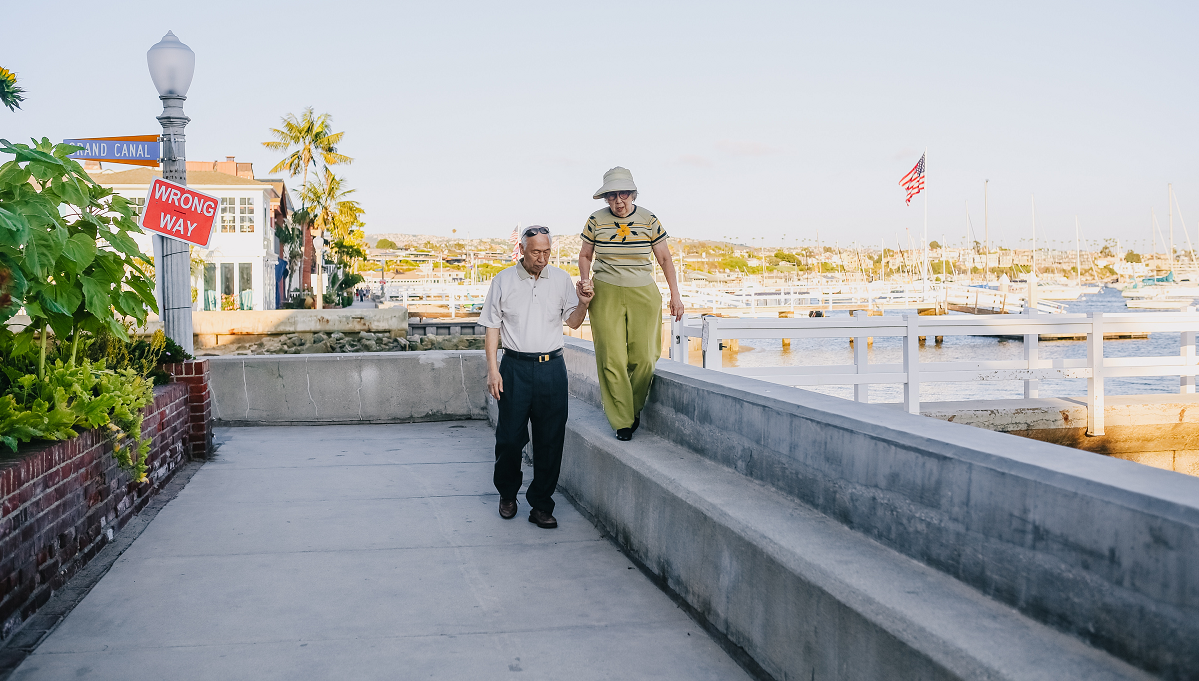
[
  {"xmin": 669, "ymin": 294, "xmax": 684, "ymax": 322},
  {"xmin": 577, "ymin": 282, "xmax": 594, "ymax": 306},
  {"xmin": 487, "ymin": 368, "xmax": 503, "ymax": 400},
  {"xmin": 484, "ymin": 327, "xmax": 502, "ymax": 400}
]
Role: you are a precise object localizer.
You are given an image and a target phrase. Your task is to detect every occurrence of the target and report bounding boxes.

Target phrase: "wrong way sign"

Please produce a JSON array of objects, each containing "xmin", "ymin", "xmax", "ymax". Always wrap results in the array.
[{"xmin": 140, "ymin": 177, "xmax": 218, "ymax": 247}]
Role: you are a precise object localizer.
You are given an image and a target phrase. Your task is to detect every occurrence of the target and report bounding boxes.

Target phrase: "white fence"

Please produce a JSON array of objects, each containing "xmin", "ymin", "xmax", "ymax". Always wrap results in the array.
[
  {"xmin": 669, "ymin": 310, "xmax": 1199, "ymax": 436},
  {"xmin": 370, "ymin": 283, "xmax": 491, "ymax": 315}
]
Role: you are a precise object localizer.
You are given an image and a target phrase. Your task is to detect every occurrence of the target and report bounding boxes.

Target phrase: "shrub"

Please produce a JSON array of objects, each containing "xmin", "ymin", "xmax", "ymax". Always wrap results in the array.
[{"xmin": 0, "ymin": 138, "xmax": 168, "ymax": 479}]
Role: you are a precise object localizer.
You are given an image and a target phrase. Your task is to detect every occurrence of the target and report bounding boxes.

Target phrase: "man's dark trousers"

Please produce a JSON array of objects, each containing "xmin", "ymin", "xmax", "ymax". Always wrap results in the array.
[{"xmin": 494, "ymin": 354, "xmax": 568, "ymax": 514}]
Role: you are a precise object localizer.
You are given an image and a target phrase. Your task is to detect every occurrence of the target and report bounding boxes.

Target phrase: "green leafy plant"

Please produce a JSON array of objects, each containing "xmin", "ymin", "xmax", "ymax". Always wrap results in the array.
[
  {"xmin": 0, "ymin": 138, "xmax": 158, "ymax": 378},
  {"xmin": 0, "ymin": 138, "xmax": 165, "ymax": 479}
]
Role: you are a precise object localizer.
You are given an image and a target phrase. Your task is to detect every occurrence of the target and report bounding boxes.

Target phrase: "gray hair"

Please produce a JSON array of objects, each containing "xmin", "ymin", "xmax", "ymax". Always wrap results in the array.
[{"xmin": 519, "ymin": 225, "xmax": 552, "ymax": 249}]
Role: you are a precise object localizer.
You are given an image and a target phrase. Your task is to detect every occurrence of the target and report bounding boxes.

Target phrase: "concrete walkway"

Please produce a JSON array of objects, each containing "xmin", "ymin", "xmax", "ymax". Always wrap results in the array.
[{"xmin": 12, "ymin": 423, "xmax": 750, "ymax": 681}]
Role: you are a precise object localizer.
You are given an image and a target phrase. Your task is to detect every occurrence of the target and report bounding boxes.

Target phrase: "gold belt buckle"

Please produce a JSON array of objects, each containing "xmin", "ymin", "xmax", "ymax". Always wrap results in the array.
[{"xmin": 538, "ymin": 354, "xmax": 549, "ymax": 362}]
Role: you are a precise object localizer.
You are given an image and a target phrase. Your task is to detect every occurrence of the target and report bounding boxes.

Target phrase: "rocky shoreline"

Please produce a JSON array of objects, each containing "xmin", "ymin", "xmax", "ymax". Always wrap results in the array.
[{"xmin": 197, "ymin": 331, "xmax": 486, "ymax": 356}]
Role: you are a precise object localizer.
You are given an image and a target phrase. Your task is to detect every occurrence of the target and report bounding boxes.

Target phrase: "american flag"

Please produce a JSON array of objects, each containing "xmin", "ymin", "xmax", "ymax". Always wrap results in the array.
[
  {"xmin": 509, "ymin": 225, "xmax": 521, "ymax": 262},
  {"xmin": 899, "ymin": 154, "xmax": 925, "ymax": 205}
]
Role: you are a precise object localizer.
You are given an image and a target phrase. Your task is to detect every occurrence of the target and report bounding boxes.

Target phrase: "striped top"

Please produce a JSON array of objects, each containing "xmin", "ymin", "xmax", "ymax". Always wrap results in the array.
[{"xmin": 581, "ymin": 205, "xmax": 668, "ymax": 287}]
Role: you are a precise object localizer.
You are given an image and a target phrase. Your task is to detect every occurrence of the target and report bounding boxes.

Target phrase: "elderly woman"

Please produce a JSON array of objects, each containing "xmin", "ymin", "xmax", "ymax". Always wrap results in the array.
[{"xmin": 578, "ymin": 167, "xmax": 684, "ymax": 441}]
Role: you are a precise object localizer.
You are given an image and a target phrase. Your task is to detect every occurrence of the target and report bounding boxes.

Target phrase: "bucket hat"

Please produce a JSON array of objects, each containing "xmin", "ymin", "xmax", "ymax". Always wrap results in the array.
[{"xmin": 592, "ymin": 167, "xmax": 638, "ymax": 199}]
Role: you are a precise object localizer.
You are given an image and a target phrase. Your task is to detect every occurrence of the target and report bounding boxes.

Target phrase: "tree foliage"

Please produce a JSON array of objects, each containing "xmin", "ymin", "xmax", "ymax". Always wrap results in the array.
[
  {"xmin": 262, "ymin": 107, "xmax": 352, "ymax": 186},
  {"xmin": 263, "ymin": 109, "xmax": 367, "ymax": 303}
]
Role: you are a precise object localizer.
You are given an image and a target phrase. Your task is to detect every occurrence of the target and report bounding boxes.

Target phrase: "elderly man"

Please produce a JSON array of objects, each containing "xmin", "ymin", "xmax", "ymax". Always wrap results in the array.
[{"xmin": 481, "ymin": 226, "xmax": 593, "ymax": 528}]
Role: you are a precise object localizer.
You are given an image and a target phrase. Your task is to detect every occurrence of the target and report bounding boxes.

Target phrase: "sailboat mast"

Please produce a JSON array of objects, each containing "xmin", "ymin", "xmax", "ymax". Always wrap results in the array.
[
  {"xmin": 1075, "ymin": 217, "xmax": 1081, "ymax": 286},
  {"xmin": 1169, "ymin": 183, "xmax": 1175, "ymax": 270},
  {"xmin": 964, "ymin": 200, "xmax": 971, "ymax": 284},
  {"xmin": 1031, "ymin": 195, "xmax": 1037, "ymax": 279},
  {"xmin": 984, "ymin": 180, "xmax": 990, "ymax": 283}
]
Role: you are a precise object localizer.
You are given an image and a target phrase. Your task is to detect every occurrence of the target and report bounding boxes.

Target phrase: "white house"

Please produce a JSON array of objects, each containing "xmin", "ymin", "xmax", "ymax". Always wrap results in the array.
[{"xmin": 89, "ymin": 158, "xmax": 289, "ymax": 311}]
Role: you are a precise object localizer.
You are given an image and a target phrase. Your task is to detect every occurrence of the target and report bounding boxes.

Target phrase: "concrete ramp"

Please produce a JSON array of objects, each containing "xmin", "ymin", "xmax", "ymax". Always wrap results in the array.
[{"xmin": 559, "ymin": 338, "xmax": 1199, "ymax": 680}]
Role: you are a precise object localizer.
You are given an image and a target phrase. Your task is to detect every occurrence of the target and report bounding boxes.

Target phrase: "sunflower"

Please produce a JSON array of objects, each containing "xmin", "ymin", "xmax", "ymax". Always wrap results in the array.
[{"xmin": 0, "ymin": 67, "xmax": 26, "ymax": 112}]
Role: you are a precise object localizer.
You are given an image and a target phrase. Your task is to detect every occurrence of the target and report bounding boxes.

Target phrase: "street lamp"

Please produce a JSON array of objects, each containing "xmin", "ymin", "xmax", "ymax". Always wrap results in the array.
[
  {"xmin": 147, "ymin": 31, "xmax": 195, "ymax": 353},
  {"xmin": 312, "ymin": 233, "xmax": 326, "ymax": 308}
]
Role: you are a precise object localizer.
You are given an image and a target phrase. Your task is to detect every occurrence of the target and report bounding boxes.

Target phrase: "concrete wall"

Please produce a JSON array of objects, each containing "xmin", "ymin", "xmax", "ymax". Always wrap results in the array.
[
  {"xmin": 208, "ymin": 351, "xmax": 487, "ymax": 426},
  {"xmin": 560, "ymin": 338, "xmax": 1199, "ymax": 680}
]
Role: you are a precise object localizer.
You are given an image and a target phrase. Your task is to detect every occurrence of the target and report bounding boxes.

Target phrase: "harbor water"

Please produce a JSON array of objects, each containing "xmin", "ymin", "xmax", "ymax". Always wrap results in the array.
[{"xmin": 724, "ymin": 286, "xmax": 1195, "ymax": 404}]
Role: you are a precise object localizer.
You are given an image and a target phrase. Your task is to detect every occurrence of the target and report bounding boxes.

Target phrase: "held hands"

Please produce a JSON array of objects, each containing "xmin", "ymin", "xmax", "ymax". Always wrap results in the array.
[
  {"xmin": 576, "ymin": 278, "xmax": 595, "ymax": 305},
  {"xmin": 487, "ymin": 368, "xmax": 503, "ymax": 400}
]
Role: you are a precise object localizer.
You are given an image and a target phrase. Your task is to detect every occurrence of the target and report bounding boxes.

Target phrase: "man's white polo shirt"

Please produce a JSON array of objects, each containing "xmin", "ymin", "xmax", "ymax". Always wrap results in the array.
[{"xmin": 479, "ymin": 261, "xmax": 579, "ymax": 353}]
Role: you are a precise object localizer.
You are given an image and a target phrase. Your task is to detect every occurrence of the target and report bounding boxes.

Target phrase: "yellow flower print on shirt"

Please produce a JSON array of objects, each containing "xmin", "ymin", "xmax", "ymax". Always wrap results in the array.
[{"xmin": 615, "ymin": 223, "xmax": 632, "ymax": 239}]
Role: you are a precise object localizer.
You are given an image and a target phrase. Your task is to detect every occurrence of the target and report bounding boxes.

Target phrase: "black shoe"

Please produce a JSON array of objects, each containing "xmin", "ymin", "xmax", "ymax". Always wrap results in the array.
[
  {"xmin": 499, "ymin": 498, "xmax": 518, "ymax": 519},
  {"xmin": 529, "ymin": 508, "xmax": 558, "ymax": 528},
  {"xmin": 631, "ymin": 415, "xmax": 640, "ymax": 433},
  {"xmin": 616, "ymin": 428, "xmax": 632, "ymax": 441}
]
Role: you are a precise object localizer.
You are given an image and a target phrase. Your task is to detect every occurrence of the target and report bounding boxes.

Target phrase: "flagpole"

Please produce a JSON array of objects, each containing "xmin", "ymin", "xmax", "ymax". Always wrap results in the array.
[{"xmin": 922, "ymin": 148, "xmax": 929, "ymax": 291}]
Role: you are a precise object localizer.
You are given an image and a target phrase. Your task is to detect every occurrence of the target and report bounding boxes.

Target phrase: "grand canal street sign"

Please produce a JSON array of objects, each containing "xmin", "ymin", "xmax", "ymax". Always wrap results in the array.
[
  {"xmin": 63, "ymin": 135, "xmax": 161, "ymax": 167},
  {"xmin": 140, "ymin": 177, "xmax": 217, "ymax": 247}
]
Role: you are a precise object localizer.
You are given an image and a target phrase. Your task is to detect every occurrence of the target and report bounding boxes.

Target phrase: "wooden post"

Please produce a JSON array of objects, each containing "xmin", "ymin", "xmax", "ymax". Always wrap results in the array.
[
  {"xmin": 1087, "ymin": 312, "xmax": 1105, "ymax": 436},
  {"xmin": 1025, "ymin": 307, "xmax": 1040, "ymax": 399},
  {"xmin": 1182, "ymin": 308, "xmax": 1196, "ymax": 394}
]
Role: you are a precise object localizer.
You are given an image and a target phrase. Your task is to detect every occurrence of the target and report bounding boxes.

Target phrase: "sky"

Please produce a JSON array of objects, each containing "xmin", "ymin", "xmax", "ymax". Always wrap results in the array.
[{"xmin": 4, "ymin": 1, "xmax": 1199, "ymax": 254}]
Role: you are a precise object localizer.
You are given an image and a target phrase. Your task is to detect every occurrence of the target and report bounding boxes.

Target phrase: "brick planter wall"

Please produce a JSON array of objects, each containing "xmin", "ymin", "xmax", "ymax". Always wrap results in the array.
[
  {"xmin": 164, "ymin": 360, "xmax": 212, "ymax": 460},
  {"xmin": 0, "ymin": 382, "xmax": 191, "ymax": 641}
]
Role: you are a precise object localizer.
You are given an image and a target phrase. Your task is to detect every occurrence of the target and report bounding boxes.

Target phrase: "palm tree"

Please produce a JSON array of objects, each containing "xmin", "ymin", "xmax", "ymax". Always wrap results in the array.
[
  {"xmin": 299, "ymin": 169, "xmax": 364, "ymax": 308},
  {"xmin": 299, "ymin": 169, "xmax": 362, "ymax": 238},
  {"xmin": 263, "ymin": 108, "xmax": 353, "ymax": 308},
  {"xmin": 262, "ymin": 108, "xmax": 352, "ymax": 186}
]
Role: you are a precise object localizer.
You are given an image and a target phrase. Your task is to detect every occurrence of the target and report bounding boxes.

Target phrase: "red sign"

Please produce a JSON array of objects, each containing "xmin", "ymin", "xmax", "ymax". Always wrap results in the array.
[{"xmin": 140, "ymin": 177, "xmax": 218, "ymax": 247}]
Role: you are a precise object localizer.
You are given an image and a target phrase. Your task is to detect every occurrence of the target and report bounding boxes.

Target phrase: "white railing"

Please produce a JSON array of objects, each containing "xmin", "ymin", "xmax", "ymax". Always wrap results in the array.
[
  {"xmin": 371, "ymin": 283, "xmax": 491, "ymax": 316},
  {"xmin": 669, "ymin": 310, "xmax": 1199, "ymax": 436}
]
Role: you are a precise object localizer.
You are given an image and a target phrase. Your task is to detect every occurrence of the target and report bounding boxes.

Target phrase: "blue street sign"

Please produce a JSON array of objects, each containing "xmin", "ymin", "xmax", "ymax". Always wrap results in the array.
[{"xmin": 63, "ymin": 136, "xmax": 161, "ymax": 167}]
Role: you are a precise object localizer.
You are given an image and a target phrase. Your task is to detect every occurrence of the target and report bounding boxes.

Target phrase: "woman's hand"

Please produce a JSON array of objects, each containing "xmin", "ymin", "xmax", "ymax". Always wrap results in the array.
[
  {"xmin": 577, "ymin": 283, "xmax": 594, "ymax": 306},
  {"xmin": 669, "ymin": 294, "xmax": 684, "ymax": 321}
]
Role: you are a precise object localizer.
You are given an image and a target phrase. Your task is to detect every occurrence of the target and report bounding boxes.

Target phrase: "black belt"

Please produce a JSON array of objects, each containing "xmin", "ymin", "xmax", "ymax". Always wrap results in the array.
[{"xmin": 503, "ymin": 348, "xmax": 563, "ymax": 362}]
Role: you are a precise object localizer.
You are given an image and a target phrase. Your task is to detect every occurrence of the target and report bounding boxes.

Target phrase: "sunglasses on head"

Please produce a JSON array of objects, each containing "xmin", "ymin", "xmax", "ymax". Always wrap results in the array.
[{"xmin": 523, "ymin": 226, "xmax": 550, "ymax": 238}]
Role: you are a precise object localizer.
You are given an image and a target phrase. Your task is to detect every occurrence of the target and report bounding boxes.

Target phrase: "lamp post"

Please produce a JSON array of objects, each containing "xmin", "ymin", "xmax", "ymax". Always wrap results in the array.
[
  {"xmin": 147, "ymin": 31, "xmax": 196, "ymax": 354},
  {"xmin": 312, "ymin": 233, "xmax": 326, "ymax": 308}
]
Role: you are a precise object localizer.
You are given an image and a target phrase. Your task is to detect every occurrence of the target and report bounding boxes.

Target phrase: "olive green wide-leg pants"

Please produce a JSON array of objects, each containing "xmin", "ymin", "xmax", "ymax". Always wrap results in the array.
[{"xmin": 589, "ymin": 280, "xmax": 662, "ymax": 431}]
